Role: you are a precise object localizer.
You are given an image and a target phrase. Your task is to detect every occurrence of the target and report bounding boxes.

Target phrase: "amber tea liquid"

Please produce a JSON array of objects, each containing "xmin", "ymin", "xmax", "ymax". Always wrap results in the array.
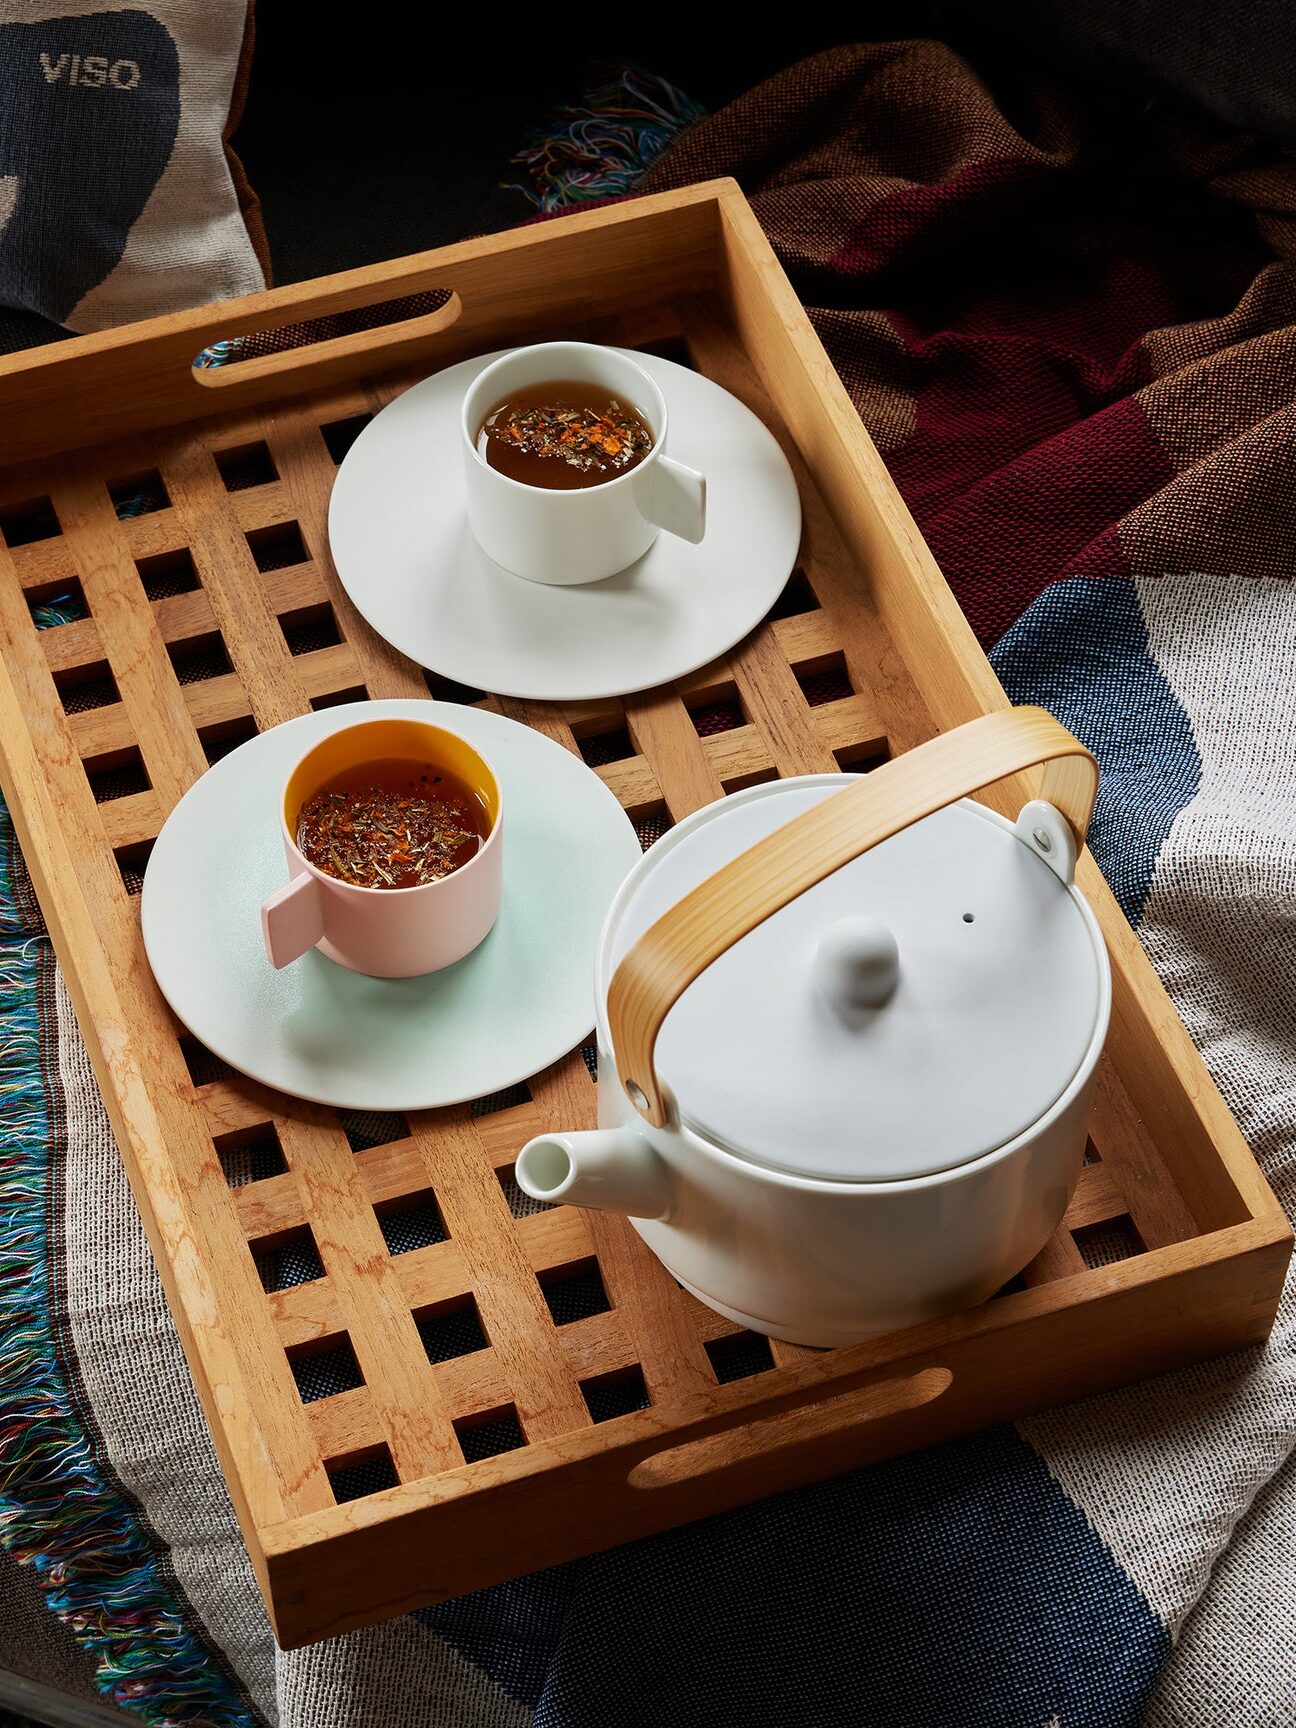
[
  {"xmin": 296, "ymin": 758, "xmax": 490, "ymax": 890},
  {"xmin": 476, "ymin": 380, "xmax": 655, "ymax": 491}
]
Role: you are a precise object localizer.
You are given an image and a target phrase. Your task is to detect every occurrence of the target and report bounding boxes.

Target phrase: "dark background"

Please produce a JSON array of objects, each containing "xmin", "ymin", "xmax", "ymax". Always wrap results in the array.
[
  {"xmin": 230, "ymin": 12, "xmax": 953, "ymax": 282},
  {"xmin": 233, "ymin": 5, "xmax": 1296, "ymax": 287}
]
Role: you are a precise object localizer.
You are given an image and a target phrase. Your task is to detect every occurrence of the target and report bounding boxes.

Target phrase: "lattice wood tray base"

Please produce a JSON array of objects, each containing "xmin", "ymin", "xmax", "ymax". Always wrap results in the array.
[{"xmin": 0, "ymin": 184, "xmax": 1287, "ymax": 1647}]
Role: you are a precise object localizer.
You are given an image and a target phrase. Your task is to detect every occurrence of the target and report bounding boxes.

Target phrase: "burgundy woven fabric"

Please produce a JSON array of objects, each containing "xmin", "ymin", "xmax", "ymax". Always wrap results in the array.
[{"xmin": 642, "ymin": 41, "xmax": 1296, "ymax": 646}]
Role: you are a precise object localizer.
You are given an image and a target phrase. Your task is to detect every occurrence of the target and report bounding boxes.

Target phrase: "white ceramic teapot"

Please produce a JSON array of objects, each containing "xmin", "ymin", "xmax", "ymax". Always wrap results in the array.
[{"xmin": 516, "ymin": 709, "xmax": 1110, "ymax": 1347}]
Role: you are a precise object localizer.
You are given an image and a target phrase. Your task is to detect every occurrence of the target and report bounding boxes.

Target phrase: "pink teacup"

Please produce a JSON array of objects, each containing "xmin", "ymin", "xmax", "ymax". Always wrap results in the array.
[{"xmin": 261, "ymin": 717, "xmax": 503, "ymax": 977}]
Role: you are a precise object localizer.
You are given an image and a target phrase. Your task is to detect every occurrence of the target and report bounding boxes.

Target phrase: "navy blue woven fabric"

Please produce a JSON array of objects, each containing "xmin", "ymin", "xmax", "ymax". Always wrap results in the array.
[
  {"xmin": 423, "ymin": 1427, "xmax": 1166, "ymax": 1726},
  {"xmin": 992, "ymin": 578, "xmax": 1201, "ymax": 925}
]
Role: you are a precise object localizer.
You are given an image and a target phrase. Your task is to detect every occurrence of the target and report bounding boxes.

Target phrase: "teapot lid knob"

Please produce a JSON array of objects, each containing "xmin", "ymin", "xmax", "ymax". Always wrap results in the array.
[{"xmin": 813, "ymin": 915, "xmax": 900, "ymax": 1019}]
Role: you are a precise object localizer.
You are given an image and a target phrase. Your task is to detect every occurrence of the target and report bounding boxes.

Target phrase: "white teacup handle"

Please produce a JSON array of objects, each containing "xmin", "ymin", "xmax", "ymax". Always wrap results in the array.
[
  {"xmin": 262, "ymin": 872, "xmax": 325, "ymax": 970},
  {"xmin": 640, "ymin": 454, "xmax": 706, "ymax": 545}
]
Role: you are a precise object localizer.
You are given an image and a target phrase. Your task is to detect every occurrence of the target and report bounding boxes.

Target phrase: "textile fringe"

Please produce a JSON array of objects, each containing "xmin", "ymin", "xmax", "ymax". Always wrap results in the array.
[
  {"xmin": 29, "ymin": 589, "xmax": 89, "ymax": 633},
  {"xmin": 191, "ymin": 337, "xmax": 243, "ymax": 370},
  {"xmin": 508, "ymin": 64, "xmax": 705, "ymax": 212},
  {"xmin": 0, "ymin": 801, "xmax": 254, "ymax": 1726}
]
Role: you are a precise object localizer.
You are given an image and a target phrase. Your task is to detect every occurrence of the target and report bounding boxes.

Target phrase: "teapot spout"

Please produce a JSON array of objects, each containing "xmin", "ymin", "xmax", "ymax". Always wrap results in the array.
[{"xmin": 515, "ymin": 1129, "xmax": 670, "ymax": 1221}]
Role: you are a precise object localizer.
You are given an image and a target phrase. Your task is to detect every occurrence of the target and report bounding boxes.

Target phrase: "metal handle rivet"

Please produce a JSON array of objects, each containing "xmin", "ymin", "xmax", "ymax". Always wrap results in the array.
[{"xmin": 626, "ymin": 1081, "xmax": 649, "ymax": 1114}]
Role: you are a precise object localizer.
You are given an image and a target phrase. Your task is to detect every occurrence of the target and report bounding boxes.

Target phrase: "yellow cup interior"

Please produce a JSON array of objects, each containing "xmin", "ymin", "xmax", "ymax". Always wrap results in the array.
[{"xmin": 284, "ymin": 719, "xmax": 501, "ymax": 840}]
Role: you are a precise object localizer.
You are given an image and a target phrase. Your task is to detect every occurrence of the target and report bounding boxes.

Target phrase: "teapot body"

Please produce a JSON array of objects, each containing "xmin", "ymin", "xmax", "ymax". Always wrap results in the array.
[
  {"xmin": 517, "ymin": 725, "xmax": 1112, "ymax": 1349},
  {"xmin": 594, "ymin": 1036, "xmax": 1098, "ymax": 1348}
]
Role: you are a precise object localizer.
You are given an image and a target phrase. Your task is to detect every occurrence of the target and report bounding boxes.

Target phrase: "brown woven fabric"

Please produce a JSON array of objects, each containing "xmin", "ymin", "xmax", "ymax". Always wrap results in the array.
[{"xmin": 645, "ymin": 41, "xmax": 1296, "ymax": 638}]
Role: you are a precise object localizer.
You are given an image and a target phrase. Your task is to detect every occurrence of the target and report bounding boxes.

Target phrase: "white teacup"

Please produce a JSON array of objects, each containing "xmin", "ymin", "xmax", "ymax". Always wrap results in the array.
[{"xmin": 460, "ymin": 340, "xmax": 706, "ymax": 586}]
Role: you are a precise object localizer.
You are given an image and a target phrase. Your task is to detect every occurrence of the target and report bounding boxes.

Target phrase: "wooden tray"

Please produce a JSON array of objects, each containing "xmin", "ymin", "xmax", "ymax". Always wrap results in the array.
[{"xmin": 0, "ymin": 182, "xmax": 1287, "ymax": 1649}]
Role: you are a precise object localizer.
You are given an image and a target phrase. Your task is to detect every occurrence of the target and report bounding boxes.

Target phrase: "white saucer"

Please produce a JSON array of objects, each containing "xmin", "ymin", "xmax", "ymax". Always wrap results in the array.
[
  {"xmin": 140, "ymin": 701, "xmax": 641, "ymax": 1112},
  {"xmin": 327, "ymin": 349, "xmax": 802, "ymax": 702}
]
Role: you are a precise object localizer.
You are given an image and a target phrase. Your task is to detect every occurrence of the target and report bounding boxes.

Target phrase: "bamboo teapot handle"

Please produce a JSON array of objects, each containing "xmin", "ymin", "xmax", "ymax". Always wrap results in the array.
[{"xmin": 607, "ymin": 707, "xmax": 1099, "ymax": 1128}]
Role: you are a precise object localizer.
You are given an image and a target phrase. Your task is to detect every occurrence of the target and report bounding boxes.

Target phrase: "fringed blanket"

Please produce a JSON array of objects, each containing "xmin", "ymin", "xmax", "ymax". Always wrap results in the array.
[{"xmin": 2, "ymin": 43, "xmax": 1295, "ymax": 1728}]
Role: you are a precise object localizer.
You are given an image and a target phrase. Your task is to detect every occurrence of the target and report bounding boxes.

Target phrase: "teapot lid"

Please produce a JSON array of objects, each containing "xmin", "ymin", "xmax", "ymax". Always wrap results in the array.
[{"xmin": 603, "ymin": 778, "xmax": 1105, "ymax": 1184}]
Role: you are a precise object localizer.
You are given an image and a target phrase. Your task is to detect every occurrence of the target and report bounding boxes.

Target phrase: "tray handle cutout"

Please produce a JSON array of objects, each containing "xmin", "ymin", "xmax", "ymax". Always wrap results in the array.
[
  {"xmin": 190, "ymin": 288, "xmax": 464, "ymax": 391},
  {"xmin": 628, "ymin": 1365, "xmax": 952, "ymax": 1491}
]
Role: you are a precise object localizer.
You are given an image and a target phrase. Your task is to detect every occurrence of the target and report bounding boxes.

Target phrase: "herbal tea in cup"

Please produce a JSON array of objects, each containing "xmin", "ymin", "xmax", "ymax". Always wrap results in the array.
[
  {"xmin": 262, "ymin": 716, "xmax": 503, "ymax": 977},
  {"xmin": 295, "ymin": 759, "xmax": 490, "ymax": 889},
  {"xmin": 475, "ymin": 382, "xmax": 656, "ymax": 491}
]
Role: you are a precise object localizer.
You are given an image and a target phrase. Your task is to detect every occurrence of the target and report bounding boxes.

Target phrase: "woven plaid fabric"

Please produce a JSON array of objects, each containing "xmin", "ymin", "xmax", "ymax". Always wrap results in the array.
[{"xmin": 2, "ymin": 40, "xmax": 1295, "ymax": 1728}]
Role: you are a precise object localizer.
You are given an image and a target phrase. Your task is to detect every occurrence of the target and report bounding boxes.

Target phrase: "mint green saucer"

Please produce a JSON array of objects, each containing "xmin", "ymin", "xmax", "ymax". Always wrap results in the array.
[{"xmin": 141, "ymin": 701, "xmax": 641, "ymax": 1111}]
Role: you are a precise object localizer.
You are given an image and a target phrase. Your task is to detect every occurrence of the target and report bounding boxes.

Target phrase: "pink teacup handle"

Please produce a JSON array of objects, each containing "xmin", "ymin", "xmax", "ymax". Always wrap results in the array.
[
  {"xmin": 262, "ymin": 873, "xmax": 325, "ymax": 969},
  {"xmin": 641, "ymin": 455, "xmax": 706, "ymax": 545}
]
